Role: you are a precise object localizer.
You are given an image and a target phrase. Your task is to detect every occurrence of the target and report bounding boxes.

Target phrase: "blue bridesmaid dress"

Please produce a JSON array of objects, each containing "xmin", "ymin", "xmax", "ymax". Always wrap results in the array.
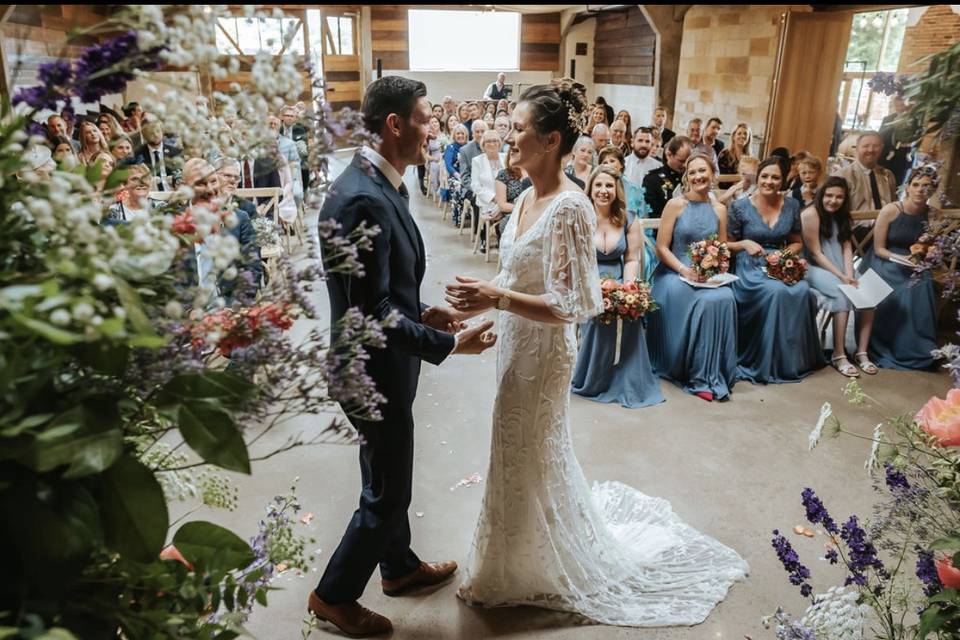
[
  {"xmin": 728, "ymin": 197, "xmax": 825, "ymax": 383},
  {"xmin": 647, "ymin": 199, "xmax": 738, "ymax": 399},
  {"xmin": 858, "ymin": 203, "xmax": 939, "ymax": 370},
  {"xmin": 572, "ymin": 212, "xmax": 665, "ymax": 408}
]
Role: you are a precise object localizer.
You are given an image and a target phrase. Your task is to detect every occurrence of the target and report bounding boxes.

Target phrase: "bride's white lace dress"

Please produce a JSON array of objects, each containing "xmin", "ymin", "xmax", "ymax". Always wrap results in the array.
[{"xmin": 458, "ymin": 188, "xmax": 749, "ymax": 626}]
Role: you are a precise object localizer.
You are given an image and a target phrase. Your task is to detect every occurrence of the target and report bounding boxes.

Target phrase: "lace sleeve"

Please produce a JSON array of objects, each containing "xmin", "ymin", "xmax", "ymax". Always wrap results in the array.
[{"xmin": 540, "ymin": 193, "xmax": 602, "ymax": 322}]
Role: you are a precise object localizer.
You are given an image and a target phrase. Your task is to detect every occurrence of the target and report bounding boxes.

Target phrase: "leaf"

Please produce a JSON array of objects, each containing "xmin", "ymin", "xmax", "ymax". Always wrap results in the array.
[
  {"xmin": 29, "ymin": 407, "xmax": 123, "ymax": 478},
  {"xmin": 919, "ymin": 603, "xmax": 954, "ymax": 638},
  {"xmin": 104, "ymin": 167, "xmax": 129, "ymax": 191},
  {"xmin": 173, "ymin": 521, "xmax": 255, "ymax": 575},
  {"xmin": 157, "ymin": 371, "xmax": 257, "ymax": 410},
  {"xmin": 177, "ymin": 402, "xmax": 250, "ymax": 473},
  {"xmin": 113, "ymin": 277, "xmax": 154, "ymax": 336},
  {"xmin": 931, "ymin": 536, "xmax": 960, "ymax": 551},
  {"xmin": 99, "ymin": 455, "xmax": 169, "ymax": 562},
  {"xmin": 11, "ymin": 312, "xmax": 83, "ymax": 345},
  {"xmin": 255, "ymin": 586, "xmax": 268, "ymax": 607},
  {"xmin": 927, "ymin": 588, "xmax": 960, "ymax": 605},
  {"xmin": 0, "ymin": 412, "xmax": 54, "ymax": 437}
]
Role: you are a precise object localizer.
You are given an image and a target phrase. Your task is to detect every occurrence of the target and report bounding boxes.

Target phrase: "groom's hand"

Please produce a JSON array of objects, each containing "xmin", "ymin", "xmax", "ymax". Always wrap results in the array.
[
  {"xmin": 421, "ymin": 305, "xmax": 467, "ymax": 333},
  {"xmin": 451, "ymin": 319, "xmax": 497, "ymax": 355}
]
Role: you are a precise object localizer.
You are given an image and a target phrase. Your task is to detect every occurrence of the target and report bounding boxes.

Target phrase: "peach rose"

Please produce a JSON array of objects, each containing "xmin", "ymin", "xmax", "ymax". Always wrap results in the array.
[
  {"xmin": 622, "ymin": 281, "xmax": 639, "ymax": 294},
  {"xmin": 910, "ymin": 243, "xmax": 927, "ymax": 256},
  {"xmin": 701, "ymin": 255, "xmax": 716, "ymax": 269},
  {"xmin": 936, "ymin": 557, "xmax": 960, "ymax": 589},
  {"xmin": 708, "ymin": 245, "xmax": 720, "ymax": 256},
  {"xmin": 601, "ymin": 279, "xmax": 619, "ymax": 293},
  {"xmin": 916, "ymin": 389, "xmax": 960, "ymax": 446}
]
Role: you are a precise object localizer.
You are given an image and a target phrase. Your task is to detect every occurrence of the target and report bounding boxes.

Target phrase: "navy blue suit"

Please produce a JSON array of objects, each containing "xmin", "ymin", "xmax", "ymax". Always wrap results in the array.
[{"xmin": 315, "ymin": 153, "xmax": 455, "ymax": 603}]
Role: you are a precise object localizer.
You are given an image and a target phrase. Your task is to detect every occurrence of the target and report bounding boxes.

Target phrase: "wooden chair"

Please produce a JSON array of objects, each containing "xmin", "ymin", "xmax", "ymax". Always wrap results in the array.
[{"xmin": 459, "ymin": 199, "xmax": 474, "ymax": 237}]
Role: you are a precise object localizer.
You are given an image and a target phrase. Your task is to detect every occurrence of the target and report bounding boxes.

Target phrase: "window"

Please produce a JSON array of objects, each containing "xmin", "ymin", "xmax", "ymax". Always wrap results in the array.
[
  {"xmin": 216, "ymin": 17, "xmax": 305, "ymax": 56},
  {"xmin": 408, "ymin": 10, "xmax": 520, "ymax": 72},
  {"xmin": 325, "ymin": 16, "xmax": 355, "ymax": 55}
]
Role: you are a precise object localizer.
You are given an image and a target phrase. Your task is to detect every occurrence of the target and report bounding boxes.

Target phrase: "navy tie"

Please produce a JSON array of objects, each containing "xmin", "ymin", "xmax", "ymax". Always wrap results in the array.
[{"xmin": 398, "ymin": 183, "xmax": 409, "ymax": 201}]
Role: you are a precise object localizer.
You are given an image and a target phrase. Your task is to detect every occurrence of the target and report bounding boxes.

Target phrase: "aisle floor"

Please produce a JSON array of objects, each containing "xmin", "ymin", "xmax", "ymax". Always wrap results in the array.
[{"xmin": 207, "ymin": 155, "xmax": 950, "ymax": 639}]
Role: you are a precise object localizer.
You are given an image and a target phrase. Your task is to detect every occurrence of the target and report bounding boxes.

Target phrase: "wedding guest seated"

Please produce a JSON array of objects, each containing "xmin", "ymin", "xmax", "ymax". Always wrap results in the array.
[
  {"xmin": 801, "ymin": 176, "xmax": 875, "ymax": 377},
  {"xmin": 97, "ymin": 113, "xmax": 124, "ymax": 142},
  {"xmin": 443, "ymin": 124, "xmax": 468, "ymax": 219},
  {"xmin": 615, "ymin": 109, "xmax": 632, "ymax": 141},
  {"xmin": 597, "ymin": 146, "xmax": 645, "ymax": 218},
  {"xmin": 610, "ymin": 120, "xmax": 629, "ymax": 156},
  {"xmin": 572, "ymin": 165, "xmax": 664, "ymax": 408},
  {"xmin": 718, "ymin": 122, "xmax": 752, "ymax": 187},
  {"xmin": 591, "ymin": 123, "xmax": 610, "ymax": 152},
  {"xmin": 567, "ymin": 136, "xmax": 593, "ymax": 188},
  {"xmin": 77, "ymin": 121, "xmax": 110, "ymax": 166},
  {"xmin": 51, "ymin": 135, "xmax": 79, "ymax": 168},
  {"xmin": 718, "ymin": 155, "xmax": 759, "ymax": 206},
  {"xmin": 459, "ymin": 119, "xmax": 488, "ymax": 231},
  {"xmin": 856, "ymin": 165, "xmax": 941, "ymax": 370},
  {"xmin": 642, "ymin": 135, "xmax": 692, "ymax": 218},
  {"xmin": 653, "ymin": 106, "xmax": 675, "ymax": 145},
  {"xmin": 647, "ymin": 153, "xmax": 738, "ymax": 401},
  {"xmin": 426, "ymin": 116, "xmax": 443, "ymax": 195},
  {"xmin": 791, "ymin": 155, "xmax": 823, "ymax": 208},
  {"xmin": 216, "ymin": 157, "xmax": 258, "ymax": 219},
  {"xmin": 493, "ymin": 151, "xmax": 528, "ymax": 241},
  {"xmin": 650, "ymin": 128, "xmax": 663, "ymax": 161},
  {"xmin": 727, "ymin": 157, "xmax": 824, "ymax": 384},
  {"xmin": 785, "ymin": 150, "xmax": 809, "ymax": 196},
  {"xmin": 624, "ymin": 126, "xmax": 662, "ymax": 186},
  {"xmin": 835, "ymin": 131, "xmax": 897, "ymax": 211},
  {"xmin": 90, "ymin": 151, "xmax": 116, "ymax": 194},
  {"xmin": 103, "ymin": 164, "xmax": 156, "ymax": 225},
  {"xmin": 110, "ymin": 135, "xmax": 135, "ymax": 164},
  {"xmin": 586, "ymin": 103, "xmax": 608, "ymax": 133},
  {"xmin": 472, "ymin": 130, "xmax": 506, "ymax": 252}
]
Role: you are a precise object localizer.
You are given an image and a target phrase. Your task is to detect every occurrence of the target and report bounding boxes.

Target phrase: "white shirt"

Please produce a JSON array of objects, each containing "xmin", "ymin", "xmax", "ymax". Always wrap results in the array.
[
  {"xmin": 361, "ymin": 145, "xmax": 403, "ymax": 193},
  {"xmin": 623, "ymin": 154, "xmax": 662, "ymax": 186}
]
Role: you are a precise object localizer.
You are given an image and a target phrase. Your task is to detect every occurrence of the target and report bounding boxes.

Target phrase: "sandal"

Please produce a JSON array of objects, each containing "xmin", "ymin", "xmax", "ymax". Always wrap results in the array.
[
  {"xmin": 854, "ymin": 352, "xmax": 878, "ymax": 375},
  {"xmin": 831, "ymin": 355, "xmax": 860, "ymax": 378}
]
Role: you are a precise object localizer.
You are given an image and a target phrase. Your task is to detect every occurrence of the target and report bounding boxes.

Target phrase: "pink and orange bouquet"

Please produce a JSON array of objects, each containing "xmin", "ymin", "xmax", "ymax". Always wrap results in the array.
[
  {"xmin": 598, "ymin": 278, "xmax": 658, "ymax": 325},
  {"xmin": 909, "ymin": 230, "xmax": 941, "ymax": 267},
  {"xmin": 187, "ymin": 302, "xmax": 295, "ymax": 356},
  {"xmin": 686, "ymin": 234, "xmax": 731, "ymax": 282},
  {"xmin": 764, "ymin": 248, "xmax": 808, "ymax": 285}
]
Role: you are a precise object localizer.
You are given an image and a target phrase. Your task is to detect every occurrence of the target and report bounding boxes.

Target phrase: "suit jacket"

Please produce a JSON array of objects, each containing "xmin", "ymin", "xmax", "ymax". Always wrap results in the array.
[
  {"xmin": 660, "ymin": 127, "xmax": 676, "ymax": 145},
  {"xmin": 228, "ymin": 195, "xmax": 258, "ymax": 220},
  {"xmin": 135, "ymin": 142, "xmax": 182, "ymax": 174},
  {"xmin": 319, "ymin": 153, "xmax": 455, "ymax": 409},
  {"xmin": 178, "ymin": 209, "xmax": 263, "ymax": 304},
  {"xmin": 835, "ymin": 161, "xmax": 897, "ymax": 212},
  {"xmin": 458, "ymin": 141, "xmax": 483, "ymax": 191},
  {"xmin": 642, "ymin": 164, "xmax": 684, "ymax": 219}
]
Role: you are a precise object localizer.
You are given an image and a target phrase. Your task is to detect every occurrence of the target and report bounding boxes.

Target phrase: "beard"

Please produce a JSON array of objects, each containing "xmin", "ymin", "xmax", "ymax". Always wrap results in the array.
[{"xmin": 634, "ymin": 147, "xmax": 649, "ymax": 159}]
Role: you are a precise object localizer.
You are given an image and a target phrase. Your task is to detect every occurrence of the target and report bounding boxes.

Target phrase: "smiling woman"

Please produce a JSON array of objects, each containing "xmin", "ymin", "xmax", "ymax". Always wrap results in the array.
[{"xmin": 408, "ymin": 9, "xmax": 520, "ymax": 71}]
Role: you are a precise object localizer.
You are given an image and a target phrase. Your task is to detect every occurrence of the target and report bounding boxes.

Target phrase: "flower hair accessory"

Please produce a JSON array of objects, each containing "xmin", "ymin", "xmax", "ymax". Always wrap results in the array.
[
  {"xmin": 567, "ymin": 103, "xmax": 586, "ymax": 133},
  {"xmin": 911, "ymin": 163, "xmax": 942, "ymax": 190}
]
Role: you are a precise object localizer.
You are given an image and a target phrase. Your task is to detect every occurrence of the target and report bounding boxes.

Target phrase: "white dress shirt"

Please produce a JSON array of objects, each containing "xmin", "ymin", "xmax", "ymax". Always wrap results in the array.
[{"xmin": 623, "ymin": 154, "xmax": 662, "ymax": 186}]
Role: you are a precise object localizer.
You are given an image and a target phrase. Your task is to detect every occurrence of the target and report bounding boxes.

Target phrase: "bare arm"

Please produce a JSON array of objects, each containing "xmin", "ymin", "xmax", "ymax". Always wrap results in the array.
[
  {"xmin": 801, "ymin": 206, "xmax": 847, "ymax": 281},
  {"xmin": 623, "ymin": 218, "xmax": 643, "ymax": 282},
  {"xmin": 719, "ymin": 180, "xmax": 745, "ymax": 206},
  {"xmin": 872, "ymin": 204, "xmax": 899, "ymax": 261},
  {"xmin": 655, "ymin": 199, "xmax": 697, "ymax": 280},
  {"xmin": 843, "ymin": 239, "xmax": 855, "ymax": 279},
  {"xmin": 785, "ymin": 233, "xmax": 803, "ymax": 254}
]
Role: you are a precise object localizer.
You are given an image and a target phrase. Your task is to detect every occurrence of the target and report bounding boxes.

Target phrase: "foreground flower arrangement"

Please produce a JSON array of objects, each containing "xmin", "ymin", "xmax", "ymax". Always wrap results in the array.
[{"xmin": 0, "ymin": 5, "xmax": 387, "ymax": 638}]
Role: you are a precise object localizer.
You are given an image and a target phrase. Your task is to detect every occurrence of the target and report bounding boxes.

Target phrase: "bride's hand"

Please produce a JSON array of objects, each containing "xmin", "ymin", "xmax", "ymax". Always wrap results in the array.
[{"xmin": 445, "ymin": 275, "xmax": 500, "ymax": 313}]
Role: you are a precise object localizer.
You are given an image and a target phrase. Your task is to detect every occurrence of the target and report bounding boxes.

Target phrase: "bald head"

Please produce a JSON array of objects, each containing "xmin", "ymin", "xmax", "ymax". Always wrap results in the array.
[{"xmin": 591, "ymin": 123, "xmax": 610, "ymax": 150}]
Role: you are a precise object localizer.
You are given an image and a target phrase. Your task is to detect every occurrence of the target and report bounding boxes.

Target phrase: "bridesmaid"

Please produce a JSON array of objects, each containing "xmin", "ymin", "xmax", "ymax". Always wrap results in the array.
[
  {"xmin": 727, "ymin": 157, "xmax": 824, "ymax": 383},
  {"xmin": 801, "ymin": 176, "xmax": 876, "ymax": 377},
  {"xmin": 647, "ymin": 153, "xmax": 738, "ymax": 402},
  {"xmin": 858, "ymin": 165, "xmax": 941, "ymax": 370},
  {"xmin": 572, "ymin": 167, "xmax": 664, "ymax": 408},
  {"xmin": 597, "ymin": 146, "xmax": 655, "ymax": 282}
]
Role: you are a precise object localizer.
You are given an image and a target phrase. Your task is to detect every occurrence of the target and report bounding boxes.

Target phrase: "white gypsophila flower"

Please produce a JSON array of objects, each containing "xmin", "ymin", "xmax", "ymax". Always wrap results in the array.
[
  {"xmin": 801, "ymin": 585, "xmax": 870, "ymax": 640},
  {"xmin": 92, "ymin": 274, "xmax": 114, "ymax": 291},
  {"xmin": 90, "ymin": 315, "xmax": 103, "ymax": 327},
  {"xmin": 865, "ymin": 423, "xmax": 883, "ymax": 472},
  {"xmin": 222, "ymin": 266, "xmax": 238, "ymax": 281},
  {"xmin": 71, "ymin": 302, "xmax": 95, "ymax": 322},
  {"xmin": 164, "ymin": 300, "xmax": 184, "ymax": 319},
  {"xmin": 113, "ymin": 306, "xmax": 126, "ymax": 319},
  {"xmin": 50, "ymin": 309, "xmax": 71, "ymax": 326},
  {"xmin": 222, "ymin": 211, "xmax": 238, "ymax": 230},
  {"xmin": 809, "ymin": 402, "xmax": 832, "ymax": 450}
]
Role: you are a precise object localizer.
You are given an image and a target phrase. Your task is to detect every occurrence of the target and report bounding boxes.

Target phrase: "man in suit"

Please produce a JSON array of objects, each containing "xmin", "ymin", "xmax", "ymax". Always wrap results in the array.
[
  {"xmin": 216, "ymin": 157, "xmax": 259, "ymax": 219},
  {"xmin": 458, "ymin": 119, "xmax": 487, "ymax": 231},
  {"xmin": 309, "ymin": 76, "xmax": 496, "ymax": 637},
  {"xmin": 134, "ymin": 118, "xmax": 182, "ymax": 191},
  {"xmin": 279, "ymin": 104, "xmax": 311, "ymax": 191},
  {"xmin": 643, "ymin": 135, "xmax": 692, "ymax": 219},
  {"xmin": 653, "ymin": 106, "xmax": 675, "ymax": 145},
  {"xmin": 835, "ymin": 131, "xmax": 897, "ymax": 212}
]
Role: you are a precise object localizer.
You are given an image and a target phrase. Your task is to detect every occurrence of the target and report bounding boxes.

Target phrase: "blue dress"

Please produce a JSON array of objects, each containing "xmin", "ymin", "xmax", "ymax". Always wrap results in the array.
[
  {"xmin": 858, "ymin": 204, "xmax": 938, "ymax": 370},
  {"xmin": 728, "ymin": 197, "xmax": 825, "ymax": 383},
  {"xmin": 622, "ymin": 178, "xmax": 658, "ymax": 282},
  {"xmin": 572, "ymin": 212, "xmax": 665, "ymax": 409},
  {"xmin": 647, "ymin": 199, "xmax": 738, "ymax": 399}
]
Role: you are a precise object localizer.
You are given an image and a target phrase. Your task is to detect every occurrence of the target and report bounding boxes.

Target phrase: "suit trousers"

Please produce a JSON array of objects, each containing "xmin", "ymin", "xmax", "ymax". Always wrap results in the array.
[{"xmin": 314, "ymin": 407, "xmax": 421, "ymax": 603}]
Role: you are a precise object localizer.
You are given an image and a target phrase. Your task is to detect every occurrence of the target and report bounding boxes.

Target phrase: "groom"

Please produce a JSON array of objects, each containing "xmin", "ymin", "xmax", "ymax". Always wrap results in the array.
[{"xmin": 310, "ymin": 76, "xmax": 497, "ymax": 636}]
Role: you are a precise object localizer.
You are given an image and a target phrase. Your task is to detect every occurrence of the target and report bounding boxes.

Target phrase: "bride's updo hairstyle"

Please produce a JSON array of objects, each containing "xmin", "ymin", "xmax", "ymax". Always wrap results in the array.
[{"xmin": 519, "ymin": 78, "xmax": 588, "ymax": 157}]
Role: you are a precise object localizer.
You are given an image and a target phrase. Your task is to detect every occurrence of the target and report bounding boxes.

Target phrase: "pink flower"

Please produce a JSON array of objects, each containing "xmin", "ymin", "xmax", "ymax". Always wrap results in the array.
[
  {"xmin": 708, "ymin": 245, "xmax": 720, "ymax": 256},
  {"xmin": 603, "ymin": 298, "xmax": 612, "ymax": 310},
  {"xmin": 937, "ymin": 557, "xmax": 960, "ymax": 589},
  {"xmin": 917, "ymin": 389, "xmax": 960, "ymax": 446},
  {"xmin": 785, "ymin": 259, "xmax": 795, "ymax": 268}
]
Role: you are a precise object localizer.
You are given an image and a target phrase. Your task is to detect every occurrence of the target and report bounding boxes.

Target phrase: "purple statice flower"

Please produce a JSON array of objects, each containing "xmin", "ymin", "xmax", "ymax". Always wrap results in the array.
[
  {"xmin": 25, "ymin": 120, "xmax": 47, "ymax": 138},
  {"xmin": 12, "ymin": 59, "xmax": 74, "ymax": 110},
  {"xmin": 73, "ymin": 31, "xmax": 162, "ymax": 103},
  {"xmin": 884, "ymin": 463, "xmax": 910, "ymax": 492},
  {"xmin": 915, "ymin": 547, "xmax": 942, "ymax": 597},
  {"xmin": 840, "ymin": 515, "xmax": 886, "ymax": 586},
  {"xmin": 772, "ymin": 530, "xmax": 813, "ymax": 598},
  {"xmin": 801, "ymin": 488, "xmax": 839, "ymax": 535}
]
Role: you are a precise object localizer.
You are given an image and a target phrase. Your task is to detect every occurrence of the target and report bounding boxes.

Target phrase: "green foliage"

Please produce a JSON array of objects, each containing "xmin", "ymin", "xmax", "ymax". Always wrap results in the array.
[{"xmin": 902, "ymin": 39, "xmax": 960, "ymax": 138}]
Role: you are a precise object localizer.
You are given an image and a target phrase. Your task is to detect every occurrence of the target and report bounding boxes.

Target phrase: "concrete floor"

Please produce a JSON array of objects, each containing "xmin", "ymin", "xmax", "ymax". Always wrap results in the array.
[{"xmin": 198, "ymin": 153, "xmax": 952, "ymax": 639}]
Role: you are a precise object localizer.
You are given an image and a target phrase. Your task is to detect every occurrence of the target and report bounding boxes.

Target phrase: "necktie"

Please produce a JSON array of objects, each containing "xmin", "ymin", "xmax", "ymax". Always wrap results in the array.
[
  {"xmin": 398, "ymin": 183, "xmax": 410, "ymax": 201},
  {"xmin": 868, "ymin": 170, "xmax": 883, "ymax": 209},
  {"xmin": 243, "ymin": 160, "xmax": 253, "ymax": 189}
]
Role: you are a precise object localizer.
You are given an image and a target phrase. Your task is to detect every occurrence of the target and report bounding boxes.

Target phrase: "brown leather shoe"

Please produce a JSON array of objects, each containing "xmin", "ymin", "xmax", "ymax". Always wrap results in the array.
[
  {"xmin": 381, "ymin": 560, "xmax": 458, "ymax": 597},
  {"xmin": 306, "ymin": 592, "xmax": 392, "ymax": 637}
]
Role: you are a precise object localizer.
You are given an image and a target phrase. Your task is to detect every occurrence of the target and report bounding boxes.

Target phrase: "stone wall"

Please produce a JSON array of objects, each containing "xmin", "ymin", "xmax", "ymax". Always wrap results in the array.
[
  {"xmin": 673, "ymin": 5, "xmax": 809, "ymax": 147},
  {"xmin": 897, "ymin": 5, "xmax": 960, "ymax": 73}
]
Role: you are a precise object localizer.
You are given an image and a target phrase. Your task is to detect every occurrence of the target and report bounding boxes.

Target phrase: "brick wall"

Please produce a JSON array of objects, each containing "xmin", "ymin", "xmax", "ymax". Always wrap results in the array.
[
  {"xmin": 673, "ymin": 5, "xmax": 809, "ymax": 147},
  {"xmin": 897, "ymin": 5, "xmax": 960, "ymax": 73}
]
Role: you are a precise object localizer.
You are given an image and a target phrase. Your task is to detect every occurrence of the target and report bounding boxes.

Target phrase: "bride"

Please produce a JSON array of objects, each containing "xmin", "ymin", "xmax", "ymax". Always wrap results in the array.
[{"xmin": 443, "ymin": 79, "xmax": 749, "ymax": 626}]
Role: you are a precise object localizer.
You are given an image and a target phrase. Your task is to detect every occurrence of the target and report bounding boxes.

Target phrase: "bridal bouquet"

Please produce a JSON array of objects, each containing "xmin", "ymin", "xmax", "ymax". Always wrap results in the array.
[
  {"xmin": 763, "ymin": 248, "xmax": 808, "ymax": 285},
  {"xmin": 687, "ymin": 234, "xmax": 731, "ymax": 282},
  {"xmin": 598, "ymin": 278, "xmax": 657, "ymax": 325}
]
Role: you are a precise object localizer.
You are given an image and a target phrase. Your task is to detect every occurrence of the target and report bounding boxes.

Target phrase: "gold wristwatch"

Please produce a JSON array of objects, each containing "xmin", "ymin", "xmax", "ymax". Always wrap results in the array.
[{"xmin": 495, "ymin": 291, "xmax": 511, "ymax": 311}]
